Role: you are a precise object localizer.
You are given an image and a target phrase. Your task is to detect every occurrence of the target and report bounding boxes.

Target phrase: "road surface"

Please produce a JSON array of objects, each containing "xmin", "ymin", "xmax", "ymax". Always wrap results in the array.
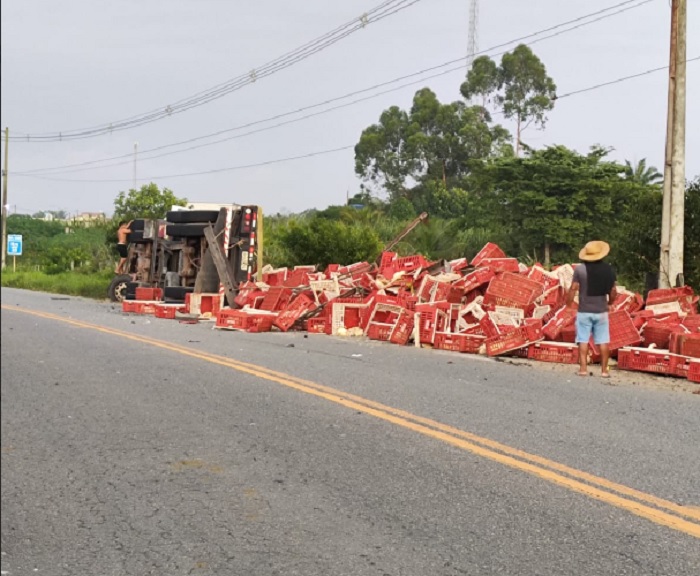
[{"xmin": 1, "ymin": 287, "xmax": 699, "ymax": 575}]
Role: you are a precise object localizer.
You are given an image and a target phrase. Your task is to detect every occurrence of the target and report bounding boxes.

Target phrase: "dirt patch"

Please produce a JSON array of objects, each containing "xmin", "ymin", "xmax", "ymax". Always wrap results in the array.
[{"xmin": 503, "ymin": 356, "xmax": 700, "ymax": 394}]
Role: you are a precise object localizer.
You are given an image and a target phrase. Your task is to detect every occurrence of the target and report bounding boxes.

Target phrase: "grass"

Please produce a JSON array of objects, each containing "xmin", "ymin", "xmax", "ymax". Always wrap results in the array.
[{"xmin": 0, "ymin": 269, "xmax": 114, "ymax": 300}]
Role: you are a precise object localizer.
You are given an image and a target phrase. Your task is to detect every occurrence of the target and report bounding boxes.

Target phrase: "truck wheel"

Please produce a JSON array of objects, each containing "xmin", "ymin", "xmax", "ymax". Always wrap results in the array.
[
  {"xmin": 165, "ymin": 223, "xmax": 208, "ymax": 238},
  {"xmin": 166, "ymin": 210, "xmax": 220, "ymax": 224},
  {"xmin": 108, "ymin": 275, "xmax": 133, "ymax": 302}
]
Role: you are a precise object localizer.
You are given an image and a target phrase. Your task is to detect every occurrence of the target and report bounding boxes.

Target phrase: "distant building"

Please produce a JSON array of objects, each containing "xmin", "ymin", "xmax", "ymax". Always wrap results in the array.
[
  {"xmin": 42, "ymin": 213, "xmax": 54, "ymax": 222},
  {"xmin": 73, "ymin": 212, "xmax": 106, "ymax": 226}
]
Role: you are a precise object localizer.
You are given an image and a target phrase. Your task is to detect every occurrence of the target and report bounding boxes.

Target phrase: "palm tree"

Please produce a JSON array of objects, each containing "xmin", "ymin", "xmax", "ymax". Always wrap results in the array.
[{"xmin": 623, "ymin": 158, "xmax": 662, "ymax": 185}]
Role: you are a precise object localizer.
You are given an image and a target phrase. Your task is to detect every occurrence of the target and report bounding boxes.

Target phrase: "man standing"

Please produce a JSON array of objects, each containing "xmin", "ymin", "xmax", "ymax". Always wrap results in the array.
[
  {"xmin": 566, "ymin": 240, "xmax": 618, "ymax": 378},
  {"xmin": 115, "ymin": 220, "xmax": 132, "ymax": 274}
]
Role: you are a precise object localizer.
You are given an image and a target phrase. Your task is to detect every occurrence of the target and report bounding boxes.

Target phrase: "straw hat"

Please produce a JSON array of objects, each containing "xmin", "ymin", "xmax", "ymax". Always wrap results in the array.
[{"xmin": 579, "ymin": 240, "xmax": 610, "ymax": 262}]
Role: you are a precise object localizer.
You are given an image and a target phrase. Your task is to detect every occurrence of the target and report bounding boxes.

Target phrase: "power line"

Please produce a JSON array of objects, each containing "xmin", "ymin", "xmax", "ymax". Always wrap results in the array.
[
  {"xmin": 8, "ymin": 0, "xmax": 423, "ymax": 142},
  {"xmin": 554, "ymin": 56, "xmax": 700, "ymax": 99},
  {"xmin": 23, "ymin": 146, "xmax": 355, "ymax": 183},
  {"xmin": 15, "ymin": 0, "xmax": 655, "ymax": 175},
  {"xmin": 18, "ymin": 56, "xmax": 699, "ymax": 184}
]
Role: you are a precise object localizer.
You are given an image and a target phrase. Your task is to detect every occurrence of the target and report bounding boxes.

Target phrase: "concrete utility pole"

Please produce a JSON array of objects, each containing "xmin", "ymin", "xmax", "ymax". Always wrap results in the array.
[
  {"xmin": 659, "ymin": 0, "xmax": 686, "ymax": 288},
  {"xmin": 1, "ymin": 127, "xmax": 9, "ymax": 271}
]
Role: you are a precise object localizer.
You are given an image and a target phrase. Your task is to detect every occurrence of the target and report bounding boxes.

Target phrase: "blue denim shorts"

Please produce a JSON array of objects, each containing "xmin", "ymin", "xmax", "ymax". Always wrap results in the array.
[{"xmin": 576, "ymin": 312, "xmax": 610, "ymax": 345}]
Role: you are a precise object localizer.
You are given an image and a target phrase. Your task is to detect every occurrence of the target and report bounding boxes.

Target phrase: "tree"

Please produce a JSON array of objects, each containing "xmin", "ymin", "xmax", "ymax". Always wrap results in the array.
[
  {"xmin": 460, "ymin": 45, "xmax": 556, "ymax": 156},
  {"xmin": 354, "ymin": 106, "xmax": 415, "ymax": 199},
  {"xmin": 275, "ymin": 218, "xmax": 383, "ymax": 268},
  {"xmin": 355, "ymin": 88, "xmax": 511, "ymax": 202},
  {"xmin": 477, "ymin": 145, "xmax": 639, "ymax": 268},
  {"xmin": 460, "ymin": 55, "xmax": 499, "ymax": 109},
  {"xmin": 623, "ymin": 158, "xmax": 662, "ymax": 185},
  {"xmin": 112, "ymin": 183, "xmax": 186, "ymax": 222},
  {"xmin": 499, "ymin": 45, "xmax": 556, "ymax": 155}
]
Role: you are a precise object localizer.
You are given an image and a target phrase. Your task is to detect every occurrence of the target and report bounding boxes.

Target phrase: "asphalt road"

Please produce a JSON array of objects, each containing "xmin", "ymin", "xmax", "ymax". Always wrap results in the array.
[{"xmin": 1, "ymin": 287, "xmax": 699, "ymax": 576}]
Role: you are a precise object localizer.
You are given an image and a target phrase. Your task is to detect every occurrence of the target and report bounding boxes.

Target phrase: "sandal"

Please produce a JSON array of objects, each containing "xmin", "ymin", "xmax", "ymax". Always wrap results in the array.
[
  {"xmin": 577, "ymin": 371, "xmax": 588, "ymax": 377},
  {"xmin": 601, "ymin": 372, "xmax": 611, "ymax": 378}
]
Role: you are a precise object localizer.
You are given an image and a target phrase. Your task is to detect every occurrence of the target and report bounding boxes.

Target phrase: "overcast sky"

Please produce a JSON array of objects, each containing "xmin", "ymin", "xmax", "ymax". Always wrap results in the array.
[{"xmin": 1, "ymin": 0, "xmax": 698, "ymax": 217}]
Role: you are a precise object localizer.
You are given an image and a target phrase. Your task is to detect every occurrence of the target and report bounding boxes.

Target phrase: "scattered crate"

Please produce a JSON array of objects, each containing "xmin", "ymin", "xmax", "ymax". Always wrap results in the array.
[
  {"xmin": 688, "ymin": 360, "xmax": 700, "ymax": 383},
  {"xmin": 433, "ymin": 332, "xmax": 485, "ymax": 353},
  {"xmin": 471, "ymin": 242, "xmax": 506, "ymax": 267},
  {"xmin": 215, "ymin": 309, "xmax": 276, "ymax": 332},
  {"xmin": 527, "ymin": 341, "xmax": 579, "ymax": 364},
  {"xmin": 154, "ymin": 303, "xmax": 186, "ymax": 319},
  {"xmin": 617, "ymin": 347, "xmax": 676, "ymax": 375}
]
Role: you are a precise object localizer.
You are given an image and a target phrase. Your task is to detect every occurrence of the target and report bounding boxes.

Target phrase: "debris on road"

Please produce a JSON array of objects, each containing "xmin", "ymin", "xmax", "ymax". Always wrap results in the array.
[{"xmin": 120, "ymin": 242, "xmax": 700, "ymax": 383}]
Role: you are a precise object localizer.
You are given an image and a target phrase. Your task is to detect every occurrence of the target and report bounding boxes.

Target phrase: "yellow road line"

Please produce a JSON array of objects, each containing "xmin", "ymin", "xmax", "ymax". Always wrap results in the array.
[{"xmin": 3, "ymin": 304, "xmax": 699, "ymax": 538}]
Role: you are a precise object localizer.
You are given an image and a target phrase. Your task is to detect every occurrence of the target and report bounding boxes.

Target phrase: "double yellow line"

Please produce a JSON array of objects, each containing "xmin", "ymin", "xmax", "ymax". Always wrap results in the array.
[{"xmin": 3, "ymin": 304, "xmax": 699, "ymax": 539}]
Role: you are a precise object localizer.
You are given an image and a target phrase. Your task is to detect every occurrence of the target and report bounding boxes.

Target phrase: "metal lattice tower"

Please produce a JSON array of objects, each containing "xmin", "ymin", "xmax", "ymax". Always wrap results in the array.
[{"xmin": 466, "ymin": 0, "xmax": 479, "ymax": 73}]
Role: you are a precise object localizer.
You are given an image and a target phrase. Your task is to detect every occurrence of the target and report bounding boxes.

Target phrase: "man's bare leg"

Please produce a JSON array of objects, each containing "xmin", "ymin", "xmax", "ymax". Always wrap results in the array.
[
  {"xmin": 600, "ymin": 344, "xmax": 611, "ymax": 377},
  {"xmin": 578, "ymin": 342, "xmax": 589, "ymax": 375}
]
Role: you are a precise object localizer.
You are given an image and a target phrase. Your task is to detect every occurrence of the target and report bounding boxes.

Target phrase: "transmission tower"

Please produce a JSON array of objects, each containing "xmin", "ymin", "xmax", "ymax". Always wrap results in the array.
[{"xmin": 466, "ymin": 0, "xmax": 479, "ymax": 73}]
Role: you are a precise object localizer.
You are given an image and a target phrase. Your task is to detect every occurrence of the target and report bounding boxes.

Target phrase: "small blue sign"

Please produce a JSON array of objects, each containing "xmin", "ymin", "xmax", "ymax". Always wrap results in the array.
[{"xmin": 7, "ymin": 234, "xmax": 22, "ymax": 256}]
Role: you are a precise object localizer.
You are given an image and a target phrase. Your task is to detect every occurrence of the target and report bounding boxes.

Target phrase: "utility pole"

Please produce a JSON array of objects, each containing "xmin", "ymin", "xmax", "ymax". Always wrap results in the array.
[
  {"xmin": 1, "ymin": 127, "xmax": 9, "ymax": 271},
  {"xmin": 659, "ymin": 0, "xmax": 686, "ymax": 288}
]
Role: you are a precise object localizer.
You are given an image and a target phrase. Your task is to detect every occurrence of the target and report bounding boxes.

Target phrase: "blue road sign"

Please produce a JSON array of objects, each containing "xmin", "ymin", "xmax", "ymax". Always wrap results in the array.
[{"xmin": 7, "ymin": 234, "xmax": 23, "ymax": 256}]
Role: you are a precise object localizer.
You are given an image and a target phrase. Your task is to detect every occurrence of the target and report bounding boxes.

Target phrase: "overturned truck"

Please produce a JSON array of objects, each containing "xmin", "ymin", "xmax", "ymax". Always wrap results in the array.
[{"xmin": 108, "ymin": 204, "xmax": 262, "ymax": 304}]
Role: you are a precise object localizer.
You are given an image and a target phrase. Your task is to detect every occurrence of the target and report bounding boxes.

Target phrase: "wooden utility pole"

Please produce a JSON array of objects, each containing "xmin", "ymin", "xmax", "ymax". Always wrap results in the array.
[
  {"xmin": 659, "ymin": 0, "xmax": 686, "ymax": 288},
  {"xmin": 1, "ymin": 128, "xmax": 9, "ymax": 271}
]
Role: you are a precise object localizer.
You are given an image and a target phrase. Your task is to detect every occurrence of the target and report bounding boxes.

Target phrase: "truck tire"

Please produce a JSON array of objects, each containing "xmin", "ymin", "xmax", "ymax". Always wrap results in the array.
[
  {"xmin": 166, "ymin": 210, "xmax": 220, "ymax": 224},
  {"xmin": 165, "ymin": 223, "xmax": 208, "ymax": 238},
  {"xmin": 163, "ymin": 286, "xmax": 194, "ymax": 301},
  {"xmin": 108, "ymin": 275, "xmax": 133, "ymax": 303}
]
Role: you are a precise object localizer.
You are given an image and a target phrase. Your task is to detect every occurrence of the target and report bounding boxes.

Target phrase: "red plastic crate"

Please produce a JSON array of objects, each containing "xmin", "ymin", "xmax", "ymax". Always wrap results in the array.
[
  {"xmin": 306, "ymin": 317, "xmax": 327, "ymax": 334},
  {"xmin": 646, "ymin": 286, "xmax": 697, "ymax": 314},
  {"xmin": 478, "ymin": 258, "xmax": 520, "ymax": 273},
  {"xmin": 216, "ymin": 309, "xmax": 276, "ymax": 332},
  {"xmin": 642, "ymin": 325, "xmax": 674, "ymax": 349},
  {"xmin": 259, "ymin": 286, "xmax": 293, "ymax": 311},
  {"xmin": 471, "ymin": 242, "xmax": 506, "ymax": 267},
  {"xmin": 135, "ymin": 287, "xmax": 162, "ymax": 301},
  {"xmin": 274, "ymin": 293, "xmax": 316, "ymax": 332},
  {"xmin": 416, "ymin": 306, "xmax": 449, "ymax": 344},
  {"xmin": 617, "ymin": 348, "xmax": 676, "ymax": 375},
  {"xmin": 457, "ymin": 267, "xmax": 495, "ymax": 294},
  {"xmin": 682, "ymin": 315, "xmax": 700, "ymax": 331},
  {"xmin": 688, "ymin": 360, "xmax": 700, "ymax": 383},
  {"xmin": 483, "ymin": 272, "xmax": 545, "ymax": 310},
  {"xmin": 485, "ymin": 328, "xmax": 530, "ymax": 357},
  {"xmin": 367, "ymin": 323, "xmax": 393, "ymax": 341},
  {"xmin": 528, "ymin": 342, "xmax": 579, "ymax": 364},
  {"xmin": 389, "ymin": 310, "xmax": 415, "ymax": 345},
  {"xmin": 679, "ymin": 334, "xmax": 700, "ymax": 358},
  {"xmin": 608, "ymin": 310, "xmax": 643, "ymax": 351},
  {"xmin": 543, "ymin": 306, "xmax": 577, "ymax": 340},
  {"xmin": 523, "ymin": 318, "xmax": 544, "ymax": 342},
  {"xmin": 122, "ymin": 300, "xmax": 158, "ymax": 315},
  {"xmin": 154, "ymin": 303, "xmax": 185, "ymax": 319},
  {"xmin": 433, "ymin": 332, "xmax": 485, "ymax": 353},
  {"xmin": 672, "ymin": 355, "xmax": 696, "ymax": 379}
]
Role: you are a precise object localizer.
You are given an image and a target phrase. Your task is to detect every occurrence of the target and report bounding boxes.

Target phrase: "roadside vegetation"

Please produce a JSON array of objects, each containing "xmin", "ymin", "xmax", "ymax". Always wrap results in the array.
[{"xmin": 2, "ymin": 46, "xmax": 698, "ymax": 297}]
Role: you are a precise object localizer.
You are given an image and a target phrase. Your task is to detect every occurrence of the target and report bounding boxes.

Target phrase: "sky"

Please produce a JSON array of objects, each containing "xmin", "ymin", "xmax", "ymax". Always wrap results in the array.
[{"xmin": 1, "ymin": 0, "xmax": 698, "ymax": 218}]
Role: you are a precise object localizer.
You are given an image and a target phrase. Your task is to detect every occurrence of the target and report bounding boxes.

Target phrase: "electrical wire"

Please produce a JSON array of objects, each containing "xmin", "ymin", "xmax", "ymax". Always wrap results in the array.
[
  {"xmin": 8, "ymin": 0, "xmax": 423, "ymax": 142},
  {"xmin": 18, "ymin": 54, "xmax": 698, "ymax": 184},
  {"xmin": 15, "ymin": 0, "xmax": 656, "ymax": 175}
]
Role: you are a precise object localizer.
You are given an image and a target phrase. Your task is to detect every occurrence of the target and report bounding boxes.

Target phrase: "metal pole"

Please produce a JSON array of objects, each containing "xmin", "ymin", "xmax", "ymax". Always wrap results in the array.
[
  {"xmin": 658, "ymin": 1, "xmax": 678, "ymax": 288},
  {"xmin": 668, "ymin": 0, "xmax": 686, "ymax": 287},
  {"xmin": 1, "ymin": 127, "xmax": 9, "ymax": 271}
]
